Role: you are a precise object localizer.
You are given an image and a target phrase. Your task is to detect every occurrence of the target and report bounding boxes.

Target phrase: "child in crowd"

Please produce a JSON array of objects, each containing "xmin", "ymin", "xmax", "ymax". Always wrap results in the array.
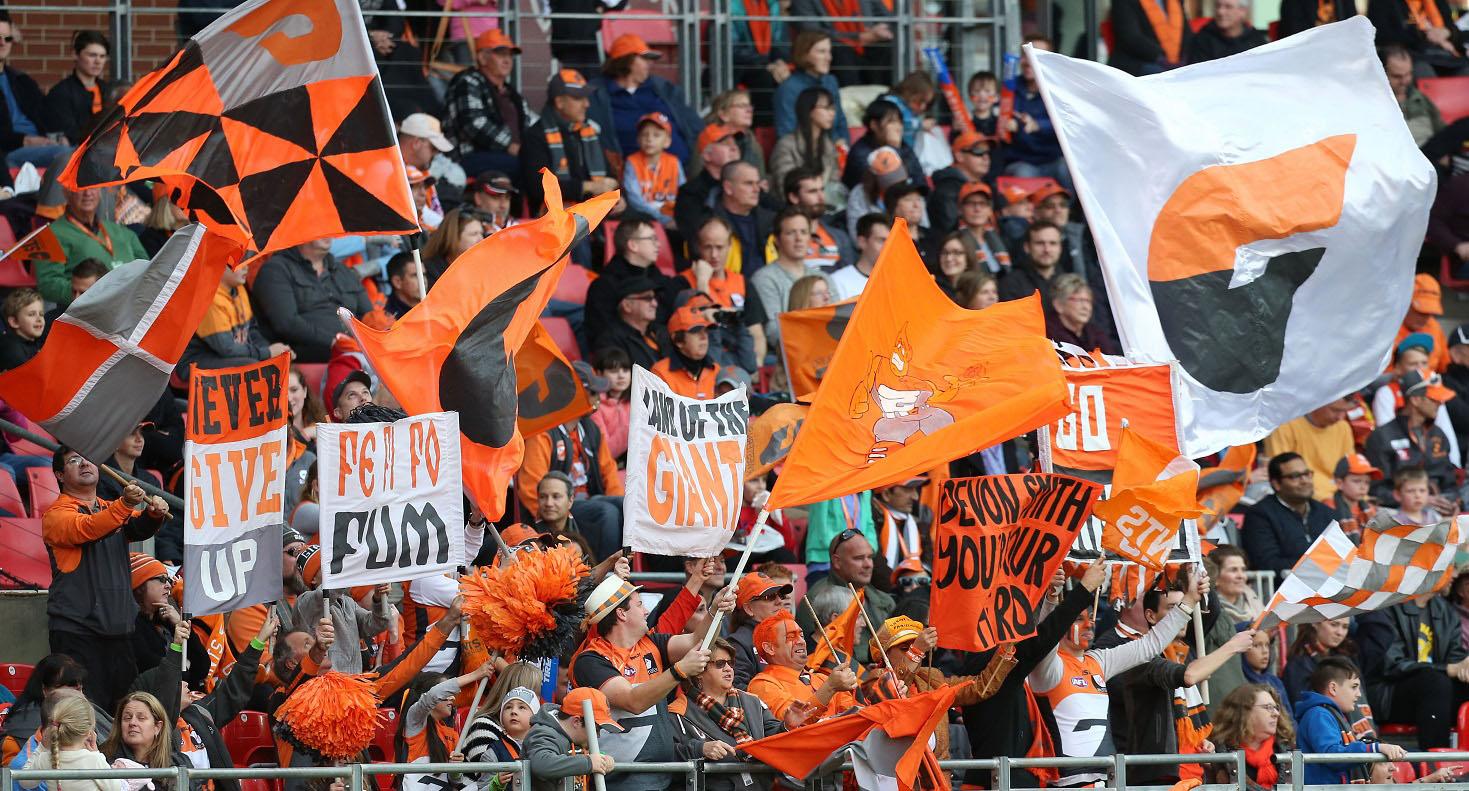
[
  {"xmin": 397, "ymin": 662, "xmax": 495, "ymax": 791},
  {"xmin": 525, "ymin": 687, "xmax": 618, "ymax": 788},
  {"xmin": 966, "ymin": 70, "xmax": 1001, "ymax": 139},
  {"xmin": 19, "ymin": 694, "xmax": 122, "ymax": 791},
  {"xmin": 0, "ymin": 288, "xmax": 45, "ymax": 371},
  {"xmin": 1324, "ymin": 454, "xmax": 1380, "ymax": 537},
  {"xmin": 622, "ymin": 112, "xmax": 685, "ymax": 228},
  {"xmin": 1294, "ymin": 657, "xmax": 1405, "ymax": 785},
  {"xmin": 588, "ymin": 347, "xmax": 632, "ymax": 463},
  {"xmin": 1390, "ymin": 466, "xmax": 1441, "ymax": 526}
]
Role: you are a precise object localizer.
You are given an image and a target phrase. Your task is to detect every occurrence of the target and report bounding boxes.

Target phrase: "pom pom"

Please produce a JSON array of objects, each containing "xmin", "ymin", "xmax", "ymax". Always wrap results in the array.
[
  {"xmin": 274, "ymin": 672, "xmax": 382, "ymax": 761},
  {"xmin": 460, "ymin": 543, "xmax": 591, "ymax": 661}
]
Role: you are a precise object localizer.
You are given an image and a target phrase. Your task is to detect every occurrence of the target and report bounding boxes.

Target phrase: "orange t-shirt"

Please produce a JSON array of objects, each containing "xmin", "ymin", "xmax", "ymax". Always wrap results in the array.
[{"xmin": 747, "ymin": 663, "xmax": 856, "ymax": 721}]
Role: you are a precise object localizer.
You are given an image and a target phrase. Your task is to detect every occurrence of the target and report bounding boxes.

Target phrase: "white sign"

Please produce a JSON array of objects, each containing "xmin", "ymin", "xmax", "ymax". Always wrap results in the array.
[{"xmin": 317, "ymin": 412, "xmax": 465, "ymax": 587}]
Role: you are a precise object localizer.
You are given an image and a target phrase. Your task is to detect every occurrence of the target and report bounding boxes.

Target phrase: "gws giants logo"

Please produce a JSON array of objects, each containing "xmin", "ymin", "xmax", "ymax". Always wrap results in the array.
[{"xmin": 1147, "ymin": 135, "xmax": 1355, "ymax": 394}]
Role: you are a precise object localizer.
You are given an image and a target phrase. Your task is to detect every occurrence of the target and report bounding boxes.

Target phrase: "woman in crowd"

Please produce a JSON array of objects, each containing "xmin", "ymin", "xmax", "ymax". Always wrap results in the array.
[
  {"xmin": 2, "ymin": 655, "xmax": 111, "ymax": 760},
  {"xmin": 955, "ymin": 270, "xmax": 998, "ymax": 310},
  {"xmin": 769, "ymin": 87, "xmax": 847, "ymax": 213},
  {"xmin": 932, "ymin": 232, "xmax": 977, "ymax": 300},
  {"xmin": 1283, "ymin": 616, "xmax": 1357, "ymax": 704},
  {"xmin": 397, "ymin": 662, "xmax": 494, "ymax": 791},
  {"xmin": 1045, "ymin": 274, "xmax": 1119, "ymax": 354},
  {"xmin": 787, "ymin": 274, "xmax": 832, "ymax": 311},
  {"xmin": 1209, "ymin": 684, "xmax": 1294, "ymax": 791},
  {"xmin": 884, "ymin": 182, "xmax": 929, "ymax": 259},
  {"xmin": 101, "ymin": 691, "xmax": 189, "ymax": 788},
  {"xmin": 419, "ymin": 209, "xmax": 486, "ymax": 288},
  {"xmin": 1240, "ymin": 625, "xmax": 1294, "ymax": 723},
  {"xmin": 590, "ymin": 36, "xmax": 703, "ymax": 161},
  {"xmin": 45, "ymin": 31, "xmax": 112, "ymax": 144},
  {"xmin": 773, "ymin": 32, "xmax": 850, "ymax": 143},
  {"xmin": 287, "ymin": 367, "xmax": 326, "ymax": 449},
  {"xmin": 677, "ymin": 637, "xmax": 783, "ymax": 790},
  {"xmin": 1211, "ymin": 545, "xmax": 1263, "ymax": 625},
  {"xmin": 696, "ymin": 90, "xmax": 767, "ymax": 179},
  {"xmin": 462, "ymin": 662, "xmax": 543, "ymax": 790}
]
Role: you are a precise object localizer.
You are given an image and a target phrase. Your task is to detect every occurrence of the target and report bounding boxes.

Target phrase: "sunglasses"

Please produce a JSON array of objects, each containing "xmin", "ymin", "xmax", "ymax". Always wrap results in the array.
[{"xmin": 710, "ymin": 659, "xmax": 733, "ymax": 669}]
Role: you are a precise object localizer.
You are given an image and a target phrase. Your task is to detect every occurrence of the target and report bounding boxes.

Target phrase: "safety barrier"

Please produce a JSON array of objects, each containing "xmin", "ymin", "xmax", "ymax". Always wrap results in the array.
[{"xmin": 8, "ymin": 749, "xmax": 1469, "ymax": 791}]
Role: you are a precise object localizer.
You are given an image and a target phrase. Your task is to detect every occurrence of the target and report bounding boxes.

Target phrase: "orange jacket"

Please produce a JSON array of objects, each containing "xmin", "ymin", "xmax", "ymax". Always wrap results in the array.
[
  {"xmin": 43, "ymin": 492, "xmax": 161, "ymax": 636},
  {"xmin": 748, "ymin": 663, "xmax": 857, "ymax": 721},
  {"xmin": 651, "ymin": 355, "xmax": 719, "ymax": 399}
]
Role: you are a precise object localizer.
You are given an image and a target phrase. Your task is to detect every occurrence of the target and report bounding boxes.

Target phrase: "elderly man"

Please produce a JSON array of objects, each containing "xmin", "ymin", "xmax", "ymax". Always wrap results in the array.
[
  {"xmin": 1241, "ymin": 452, "xmax": 1338, "ymax": 579},
  {"xmin": 710, "ymin": 160, "xmax": 776, "ymax": 279},
  {"xmin": 747, "ymin": 609, "xmax": 859, "ymax": 724},
  {"xmin": 443, "ymin": 30, "xmax": 531, "ymax": 176},
  {"xmin": 673, "ymin": 124, "xmax": 743, "ymax": 239},
  {"xmin": 38, "ymin": 187, "xmax": 148, "ymax": 307},
  {"xmin": 798, "ymin": 529, "xmax": 894, "ymax": 663},
  {"xmin": 1186, "ymin": 0, "xmax": 1267, "ymax": 62},
  {"xmin": 522, "ymin": 69, "xmax": 620, "ymax": 213},
  {"xmin": 1262, "ymin": 397, "xmax": 1356, "ymax": 500}
]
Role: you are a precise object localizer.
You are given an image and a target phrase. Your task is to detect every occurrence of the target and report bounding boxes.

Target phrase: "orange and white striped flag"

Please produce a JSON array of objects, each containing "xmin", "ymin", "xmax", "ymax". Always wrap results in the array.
[
  {"xmin": 1093, "ymin": 426, "xmax": 1204, "ymax": 571},
  {"xmin": 1255, "ymin": 514, "xmax": 1463, "ymax": 630}
]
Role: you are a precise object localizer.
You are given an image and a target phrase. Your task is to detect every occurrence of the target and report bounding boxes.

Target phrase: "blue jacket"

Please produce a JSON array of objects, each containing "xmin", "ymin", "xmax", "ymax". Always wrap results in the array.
[
  {"xmin": 1294, "ymin": 690, "xmax": 1374, "ymax": 785},
  {"xmin": 588, "ymin": 74, "xmax": 704, "ymax": 162},
  {"xmin": 1006, "ymin": 83, "xmax": 1062, "ymax": 165}
]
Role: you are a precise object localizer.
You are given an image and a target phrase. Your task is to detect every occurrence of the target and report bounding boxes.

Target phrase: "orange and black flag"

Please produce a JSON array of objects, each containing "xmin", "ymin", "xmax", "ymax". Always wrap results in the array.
[
  {"xmin": 805, "ymin": 587, "xmax": 863, "ymax": 671},
  {"xmin": 516, "ymin": 321, "xmax": 592, "ymax": 438},
  {"xmin": 0, "ymin": 225, "xmax": 64, "ymax": 287},
  {"xmin": 744, "ymin": 402, "xmax": 806, "ymax": 480},
  {"xmin": 766, "ymin": 221, "xmax": 1070, "ymax": 510},
  {"xmin": 1094, "ymin": 426, "xmax": 1205, "ymax": 571},
  {"xmin": 61, "ymin": 0, "xmax": 418, "ymax": 256},
  {"xmin": 342, "ymin": 173, "xmax": 618, "ymax": 520},
  {"xmin": 779, "ymin": 299, "xmax": 856, "ymax": 398}
]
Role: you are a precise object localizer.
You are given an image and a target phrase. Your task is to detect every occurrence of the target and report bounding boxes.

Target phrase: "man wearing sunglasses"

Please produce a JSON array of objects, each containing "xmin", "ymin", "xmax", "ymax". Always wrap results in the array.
[
  {"xmin": 797, "ymin": 528, "xmax": 894, "ymax": 664},
  {"xmin": 728, "ymin": 572, "xmax": 793, "ymax": 689}
]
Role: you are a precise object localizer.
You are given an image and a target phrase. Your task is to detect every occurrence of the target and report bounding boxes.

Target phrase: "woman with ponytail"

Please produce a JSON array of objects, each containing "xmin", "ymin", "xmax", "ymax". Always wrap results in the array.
[
  {"xmin": 397, "ymin": 662, "xmax": 495, "ymax": 791},
  {"xmin": 19, "ymin": 694, "xmax": 121, "ymax": 791}
]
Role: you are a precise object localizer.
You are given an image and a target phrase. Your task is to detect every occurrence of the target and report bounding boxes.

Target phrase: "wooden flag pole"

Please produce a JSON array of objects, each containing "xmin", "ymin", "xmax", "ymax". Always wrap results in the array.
[
  {"xmin": 581, "ymin": 698, "xmax": 608, "ymax": 791},
  {"xmin": 849, "ymin": 583, "xmax": 904, "ymax": 697},
  {"xmin": 802, "ymin": 595, "xmax": 847, "ymax": 669},
  {"xmin": 458, "ymin": 667, "xmax": 488, "ymax": 743},
  {"xmin": 459, "ymin": 519, "xmax": 511, "ymax": 739},
  {"xmin": 1192, "ymin": 563, "xmax": 1210, "ymax": 704},
  {"xmin": 0, "ymin": 418, "xmax": 183, "ymax": 509},
  {"xmin": 700, "ymin": 506, "xmax": 770, "ymax": 651}
]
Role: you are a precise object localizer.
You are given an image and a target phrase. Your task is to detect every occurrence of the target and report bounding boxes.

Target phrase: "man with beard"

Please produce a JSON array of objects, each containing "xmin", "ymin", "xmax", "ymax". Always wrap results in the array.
[{"xmin": 780, "ymin": 166, "xmax": 853, "ymax": 269}]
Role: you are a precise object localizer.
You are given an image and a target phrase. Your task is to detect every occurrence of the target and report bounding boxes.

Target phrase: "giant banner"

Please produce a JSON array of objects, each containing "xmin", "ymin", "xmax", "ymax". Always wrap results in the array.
[
  {"xmin": 317, "ymin": 412, "xmax": 465, "ymax": 587},
  {"xmin": 931, "ymin": 474, "xmax": 1102, "ymax": 652},
  {"xmin": 624, "ymin": 365, "xmax": 749, "ymax": 557},
  {"xmin": 183, "ymin": 354, "xmax": 289, "ymax": 616}
]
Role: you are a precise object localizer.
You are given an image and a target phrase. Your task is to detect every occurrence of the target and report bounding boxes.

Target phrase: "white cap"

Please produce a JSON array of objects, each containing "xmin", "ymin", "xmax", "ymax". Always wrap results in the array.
[
  {"xmin": 399, "ymin": 113, "xmax": 453, "ymax": 153},
  {"xmin": 585, "ymin": 575, "xmax": 640, "ymax": 625},
  {"xmin": 500, "ymin": 687, "xmax": 542, "ymax": 717}
]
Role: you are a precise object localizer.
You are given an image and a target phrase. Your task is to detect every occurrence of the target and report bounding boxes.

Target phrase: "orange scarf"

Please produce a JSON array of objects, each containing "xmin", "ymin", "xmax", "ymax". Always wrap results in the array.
[
  {"xmin": 743, "ymin": 0, "xmax": 773, "ymax": 55},
  {"xmin": 819, "ymin": 0, "xmax": 868, "ymax": 53},
  {"xmin": 1139, "ymin": 0, "xmax": 1186, "ymax": 65},
  {"xmin": 1245, "ymin": 738, "xmax": 1278, "ymax": 787},
  {"xmin": 1406, "ymin": 0, "xmax": 1445, "ymax": 31}
]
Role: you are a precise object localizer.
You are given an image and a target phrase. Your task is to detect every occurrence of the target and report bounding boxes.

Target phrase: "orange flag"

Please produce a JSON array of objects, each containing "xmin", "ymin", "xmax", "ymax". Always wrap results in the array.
[
  {"xmin": 805, "ymin": 587, "xmax": 863, "ymax": 670},
  {"xmin": 744, "ymin": 402, "xmax": 807, "ymax": 480},
  {"xmin": 1197, "ymin": 444, "xmax": 1257, "ymax": 519},
  {"xmin": 767, "ymin": 221, "xmax": 1070, "ymax": 510},
  {"xmin": 342, "ymin": 172, "xmax": 618, "ymax": 519},
  {"xmin": 1094, "ymin": 426, "xmax": 1205, "ymax": 571},
  {"xmin": 778, "ymin": 298, "xmax": 856, "ymax": 398},
  {"xmin": 515, "ymin": 321, "xmax": 592, "ymax": 438}
]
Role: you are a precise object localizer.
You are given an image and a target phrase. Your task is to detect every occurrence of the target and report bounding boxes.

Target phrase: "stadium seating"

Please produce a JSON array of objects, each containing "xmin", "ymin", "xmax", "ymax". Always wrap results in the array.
[
  {"xmin": 25, "ymin": 467, "xmax": 57, "ymax": 517},
  {"xmin": 0, "ymin": 471, "xmax": 23, "ymax": 517},
  {"xmin": 1189, "ymin": 17, "xmax": 1209, "ymax": 32},
  {"xmin": 542, "ymin": 316, "xmax": 581, "ymax": 362},
  {"xmin": 221, "ymin": 710, "xmax": 278, "ymax": 767},
  {"xmin": 601, "ymin": 220, "xmax": 677, "ymax": 276},
  {"xmin": 296, "ymin": 363, "xmax": 328, "ymax": 402},
  {"xmin": 552, "ymin": 263, "xmax": 595, "ymax": 307},
  {"xmin": 2, "ymin": 517, "xmax": 51, "ymax": 588},
  {"xmin": 1420, "ymin": 77, "xmax": 1469, "ymax": 125},
  {"xmin": 0, "ymin": 662, "xmax": 33, "ymax": 696},
  {"xmin": 1391, "ymin": 761, "xmax": 1418, "ymax": 783}
]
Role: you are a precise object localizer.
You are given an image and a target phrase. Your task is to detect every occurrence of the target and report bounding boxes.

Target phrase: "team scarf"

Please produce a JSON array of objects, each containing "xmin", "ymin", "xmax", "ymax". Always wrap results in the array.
[
  {"xmin": 542, "ymin": 113, "xmax": 608, "ymax": 182},
  {"xmin": 743, "ymin": 0, "xmax": 773, "ymax": 55},
  {"xmin": 1406, "ymin": 0, "xmax": 1445, "ymax": 30},
  {"xmin": 1139, "ymin": 0, "xmax": 1186, "ymax": 65},
  {"xmin": 690, "ymin": 685, "xmax": 753, "ymax": 744},
  {"xmin": 1245, "ymin": 737, "xmax": 1279, "ymax": 787},
  {"xmin": 1163, "ymin": 640, "xmax": 1212, "ymax": 781}
]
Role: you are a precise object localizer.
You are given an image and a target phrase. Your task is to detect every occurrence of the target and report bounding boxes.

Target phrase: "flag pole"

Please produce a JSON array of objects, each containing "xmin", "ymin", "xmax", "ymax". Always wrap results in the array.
[
  {"xmin": 459, "ymin": 519, "xmax": 515, "ymax": 739},
  {"xmin": 581, "ymin": 697, "xmax": 609, "ymax": 791},
  {"xmin": 0, "ymin": 416, "xmax": 184, "ymax": 510},
  {"xmin": 411, "ymin": 247, "xmax": 430, "ymax": 307},
  {"xmin": 1192, "ymin": 562, "xmax": 1209, "ymax": 704},
  {"xmin": 849, "ymin": 583, "xmax": 904, "ymax": 697},
  {"xmin": 700, "ymin": 505, "xmax": 770, "ymax": 651},
  {"xmin": 802, "ymin": 595, "xmax": 848, "ymax": 669}
]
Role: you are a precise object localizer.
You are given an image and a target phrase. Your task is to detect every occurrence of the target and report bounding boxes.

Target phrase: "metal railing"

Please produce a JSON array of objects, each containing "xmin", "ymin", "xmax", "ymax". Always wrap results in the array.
[{"xmin": 8, "ymin": 749, "xmax": 1469, "ymax": 791}]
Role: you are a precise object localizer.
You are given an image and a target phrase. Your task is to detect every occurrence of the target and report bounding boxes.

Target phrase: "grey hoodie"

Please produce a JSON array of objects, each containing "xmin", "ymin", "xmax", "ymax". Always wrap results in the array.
[{"xmin": 525, "ymin": 705, "xmax": 595, "ymax": 791}]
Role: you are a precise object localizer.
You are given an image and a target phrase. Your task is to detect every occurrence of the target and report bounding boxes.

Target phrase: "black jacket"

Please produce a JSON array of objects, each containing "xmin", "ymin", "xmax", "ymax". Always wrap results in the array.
[
  {"xmin": 583, "ymin": 255, "xmax": 681, "ymax": 342},
  {"xmin": 997, "ymin": 262, "xmax": 1055, "ymax": 308},
  {"xmin": 1363, "ymin": 417, "xmax": 1457, "ymax": 503},
  {"xmin": 1278, "ymin": 0, "xmax": 1355, "ymax": 37},
  {"xmin": 47, "ymin": 497, "xmax": 163, "ymax": 638},
  {"xmin": 841, "ymin": 132, "xmax": 923, "ymax": 190},
  {"xmin": 927, "ymin": 166, "xmax": 988, "ymax": 236},
  {"xmin": 958, "ymin": 585, "xmax": 1090, "ymax": 789},
  {"xmin": 1358, "ymin": 598, "xmax": 1468, "ymax": 716},
  {"xmin": 44, "ymin": 73, "xmax": 111, "ymax": 143},
  {"xmin": 1444, "ymin": 362, "xmax": 1469, "ymax": 444},
  {"xmin": 1240, "ymin": 494, "xmax": 1336, "ymax": 579},
  {"xmin": 1368, "ymin": 0, "xmax": 1463, "ymax": 54},
  {"xmin": 0, "ymin": 330, "xmax": 40, "ymax": 372},
  {"xmin": 1108, "ymin": 0, "xmax": 1193, "ymax": 75},
  {"xmin": 595, "ymin": 319, "xmax": 669, "ymax": 371},
  {"xmin": 252, "ymin": 248, "xmax": 372, "ymax": 363},
  {"xmin": 674, "ymin": 169, "xmax": 720, "ymax": 241},
  {"xmin": 1186, "ymin": 21, "xmax": 1268, "ymax": 63},
  {"xmin": 0, "ymin": 65, "xmax": 49, "ymax": 150}
]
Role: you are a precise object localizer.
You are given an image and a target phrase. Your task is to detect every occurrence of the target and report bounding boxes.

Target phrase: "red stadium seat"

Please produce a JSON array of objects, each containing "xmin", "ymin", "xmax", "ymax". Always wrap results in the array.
[
  {"xmin": 221, "ymin": 710, "xmax": 278, "ymax": 767},
  {"xmin": 0, "ymin": 470, "xmax": 23, "ymax": 517},
  {"xmin": 601, "ymin": 13, "xmax": 677, "ymax": 60},
  {"xmin": 542, "ymin": 316, "xmax": 581, "ymax": 362},
  {"xmin": 25, "ymin": 467, "xmax": 58, "ymax": 517},
  {"xmin": 650, "ymin": 223, "xmax": 676, "ymax": 277},
  {"xmin": 602, "ymin": 220, "xmax": 619, "ymax": 265},
  {"xmin": 1421, "ymin": 77, "xmax": 1469, "ymax": 124},
  {"xmin": 7, "ymin": 416, "xmax": 55, "ymax": 459},
  {"xmin": 1, "ymin": 517, "xmax": 49, "ymax": 588},
  {"xmin": 787, "ymin": 564, "xmax": 808, "ymax": 605},
  {"xmin": 0, "ymin": 662, "xmax": 33, "ymax": 697},
  {"xmin": 295, "ymin": 363, "xmax": 328, "ymax": 402},
  {"xmin": 553, "ymin": 263, "xmax": 595, "ymax": 307},
  {"xmin": 1391, "ymin": 761, "xmax": 1417, "ymax": 783},
  {"xmin": 368, "ymin": 707, "xmax": 398, "ymax": 763},
  {"xmin": 1189, "ymin": 17, "xmax": 1209, "ymax": 32},
  {"xmin": 753, "ymin": 127, "xmax": 776, "ymax": 158},
  {"xmin": 0, "ymin": 254, "xmax": 35, "ymax": 287},
  {"xmin": 237, "ymin": 780, "xmax": 274, "ymax": 791},
  {"xmin": 1456, "ymin": 702, "xmax": 1469, "ymax": 753},
  {"xmin": 1268, "ymin": 20, "xmax": 1280, "ymax": 40}
]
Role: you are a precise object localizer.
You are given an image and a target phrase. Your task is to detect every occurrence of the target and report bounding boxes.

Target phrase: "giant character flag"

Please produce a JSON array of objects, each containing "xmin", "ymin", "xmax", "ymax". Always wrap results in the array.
[
  {"xmin": 1256, "ymin": 514, "xmax": 1463, "ymax": 629},
  {"xmin": 183, "ymin": 354, "xmax": 289, "ymax": 615},
  {"xmin": 515, "ymin": 321, "xmax": 592, "ymax": 437},
  {"xmin": 930, "ymin": 474, "xmax": 1102, "ymax": 652},
  {"xmin": 61, "ymin": 0, "xmax": 418, "ymax": 254},
  {"xmin": 1093, "ymin": 426, "xmax": 1205, "ymax": 571},
  {"xmin": 316, "ymin": 412, "xmax": 465, "ymax": 587},
  {"xmin": 767, "ymin": 223, "xmax": 1071, "ymax": 509},
  {"xmin": 779, "ymin": 299, "xmax": 856, "ymax": 397},
  {"xmin": 744, "ymin": 402, "xmax": 807, "ymax": 480},
  {"xmin": 1029, "ymin": 18, "xmax": 1436, "ymax": 456},
  {"xmin": 0, "ymin": 225, "xmax": 240, "ymax": 463},
  {"xmin": 624, "ymin": 365, "xmax": 749, "ymax": 557},
  {"xmin": 342, "ymin": 175, "xmax": 618, "ymax": 519}
]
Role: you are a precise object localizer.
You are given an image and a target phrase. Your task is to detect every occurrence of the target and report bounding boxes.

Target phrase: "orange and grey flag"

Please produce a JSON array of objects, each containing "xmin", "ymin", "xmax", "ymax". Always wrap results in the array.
[
  {"xmin": 61, "ymin": 0, "xmax": 418, "ymax": 256},
  {"xmin": 744, "ymin": 402, "xmax": 806, "ymax": 480},
  {"xmin": 516, "ymin": 321, "xmax": 592, "ymax": 438},
  {"xmin": 0, "ymin": 225, "xmax": 64, "ymax": 287},
  {"xmin": 1093, "ymin": 426, "xmax": 1205, "ymax": 571},
  {"xmin": 766, "ymin": 222, "xmax": 1070, "ymax": 510},
  {"xmin": 342, "ymin": 174, "xmax": 617, "ymax": 520},
  {"xmin": 1255, "ymin": 515, "xmax": 1463, "ymax": 629},
  {"xmin": 0, "ymin": 225, "xmax": 241, "ymax": 463}
]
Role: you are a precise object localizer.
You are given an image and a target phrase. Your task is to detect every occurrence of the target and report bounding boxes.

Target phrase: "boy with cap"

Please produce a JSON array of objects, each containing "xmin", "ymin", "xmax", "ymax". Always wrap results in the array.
[
  {"xmin": 1364, "ymin": 369, "xmax": 1461, "ymax": 507},
  {"xmin": 525, "ymin": 686, "xmax": 619, "ymax": 791},
  {"xmin": 464, "ymin": 172, "xmax": 519, "ymax": 233},
  {"xmin": 1323, "ymin": 454, "xmax": 1381, "ymax": 536},
  {"xmin": 623, "ymin": 112, "xmax": 684, "ymax": 227},
  {"xmin": 650, "ymin": 305, "xmax": 719, "ymax": 398},
  {"xmin": 522, "ymin": 69, "xmax": 618, "ymax": 213},
  {"xmin": 286, "ymin": 545, "xmax": 392, "ymax": 674}
]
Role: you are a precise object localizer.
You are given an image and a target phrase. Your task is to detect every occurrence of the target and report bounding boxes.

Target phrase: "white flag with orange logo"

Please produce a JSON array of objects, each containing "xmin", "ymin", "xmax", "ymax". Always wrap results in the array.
[
  {"xmin": 1093, "ymin": 426, "xmax": 1204, "ymax": 571},
  {"xmin": 1030, "ymin": 18, "xmax": 1435, "ymax": 456}
]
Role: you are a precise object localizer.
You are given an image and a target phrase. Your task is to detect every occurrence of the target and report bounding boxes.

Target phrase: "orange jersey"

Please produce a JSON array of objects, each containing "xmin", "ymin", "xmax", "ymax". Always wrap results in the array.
[
  {"xmin": 748, "ymin": 664, "xmax": 857, "ymax": 721},
  {"xmin": 651, "ymin": 356, "xmax": 719, "ymax": 399},
  {"xmin": 627, "ymin": 151, "xmax": 681, "ymax": 219}
]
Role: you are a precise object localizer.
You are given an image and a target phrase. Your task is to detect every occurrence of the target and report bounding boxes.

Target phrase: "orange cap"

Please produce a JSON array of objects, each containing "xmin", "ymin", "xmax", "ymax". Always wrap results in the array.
[
  {"xmin": 129, "ymin": 553, "xmax": 169, "ymax": 590},
  {"xmin": 637, "ymin": 112, "xmax": 673, "ymax": 133},
  {"xmin": 998, "ymin": 183, "xmax": 1032, "ymax": 205},
  {"xmin": 1334, "ymin": 453, "xmax": 1383, "ymax": 481},
  {"xmin": 500, "ymin": 523, "xmax": 543, "ymax": 546},
  {"xmin": 959, "ymin": 181, "xmax": 993, "ymax": 203},
  {"xmin": 405, "ymin": 165, "xmax": 433, "ymax": 185},
  {"xmin": 474, "ymin": 28, "xmax": 522, "ymax": 53},
  {"xmin": 1413, "ymin": 273, "xmax": 1444, "ymax": 316},
  {"xmin": 1029, "ymin": 178, "xmax": 1069, "ymax": 205},
  {"xmin": 608, "ymin": 33, "xmax": 661, "ymax": 60},
  {"xmin": 562, "ymin": 687, "xmax": 625, "ymax": 731},
  {"xmin": 951, "ymin": 130, "xmax": 991, "ymax": 155},
  {"xmin": 668, "ymin": 304, "xmax": 712, "ymax": 335},
  {"xmin": 697, "ymin": 123, "xmax": 738, "ymax": 153},
  {"xmin": 735, "ymin": 572, "xmax": 793, "ymax": 609}
]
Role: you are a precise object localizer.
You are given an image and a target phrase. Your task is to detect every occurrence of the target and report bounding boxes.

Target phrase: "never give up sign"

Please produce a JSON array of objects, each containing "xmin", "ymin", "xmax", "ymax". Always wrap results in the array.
[
  {"xmin": 184, "ymin": 354, "xmax": 289, "ymax": 616},
  {"xmin": 317, "ymin": 412, "xmax": 464, "ymax": 587}
]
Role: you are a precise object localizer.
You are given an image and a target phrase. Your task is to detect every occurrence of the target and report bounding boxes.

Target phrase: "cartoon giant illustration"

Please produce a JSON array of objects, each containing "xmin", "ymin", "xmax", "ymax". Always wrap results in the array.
[{"xmin": 848, "ymin": 326, "xmax": 978, "ymax": 461}]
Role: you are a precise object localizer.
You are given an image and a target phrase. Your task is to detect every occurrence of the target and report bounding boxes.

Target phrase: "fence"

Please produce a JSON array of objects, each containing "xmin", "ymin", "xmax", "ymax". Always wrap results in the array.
[
  {"xmin": 1, "ymin": 0, "xmax": 1012, "ymax": 117},
  {"xmin": 7, "ymin": 749, "xmax": 1469, "ymax": 791}
]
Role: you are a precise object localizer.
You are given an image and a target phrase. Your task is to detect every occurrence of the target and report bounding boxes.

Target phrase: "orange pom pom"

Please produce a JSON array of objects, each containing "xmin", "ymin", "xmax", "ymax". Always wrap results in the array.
[
  {"xmin": 460, "ymin": 543, "xmax": 590, "ymax": 659},
  {"xmin": 276, "ymin": 672, "xmax": 382, "ymax": 760}
]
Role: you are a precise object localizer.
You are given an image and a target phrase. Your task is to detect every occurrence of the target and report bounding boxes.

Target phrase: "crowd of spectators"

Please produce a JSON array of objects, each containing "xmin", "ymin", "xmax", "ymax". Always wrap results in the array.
[{"xmin": 2, "ymin": 1, "xmax": 1469, "ymax": 788}]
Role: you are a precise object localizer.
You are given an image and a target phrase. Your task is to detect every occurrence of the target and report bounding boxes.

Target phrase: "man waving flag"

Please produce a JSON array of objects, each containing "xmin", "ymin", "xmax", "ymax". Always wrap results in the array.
[{"xmin": 1029, "ymin": 18, "xmax": 1435, "ymax": 456}]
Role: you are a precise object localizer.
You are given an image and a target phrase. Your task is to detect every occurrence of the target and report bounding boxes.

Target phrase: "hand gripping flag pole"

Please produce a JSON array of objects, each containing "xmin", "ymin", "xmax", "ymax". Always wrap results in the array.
[{"xmin": 701, "ymin": 490, "xmax": 772, "ymax": 651}]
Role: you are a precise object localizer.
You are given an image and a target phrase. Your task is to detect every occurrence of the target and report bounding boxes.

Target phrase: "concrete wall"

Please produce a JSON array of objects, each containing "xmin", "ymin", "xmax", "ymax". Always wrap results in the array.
[{"xmin": 0, "ymin": 591, "xmax": 50, "ymax": 664}]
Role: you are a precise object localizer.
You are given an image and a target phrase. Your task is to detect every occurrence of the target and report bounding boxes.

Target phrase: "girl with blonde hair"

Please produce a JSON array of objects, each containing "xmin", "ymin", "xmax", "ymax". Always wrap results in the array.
[{"xmin": 20, "ymin": 694, "xmax": 122, "ymax": 791}]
